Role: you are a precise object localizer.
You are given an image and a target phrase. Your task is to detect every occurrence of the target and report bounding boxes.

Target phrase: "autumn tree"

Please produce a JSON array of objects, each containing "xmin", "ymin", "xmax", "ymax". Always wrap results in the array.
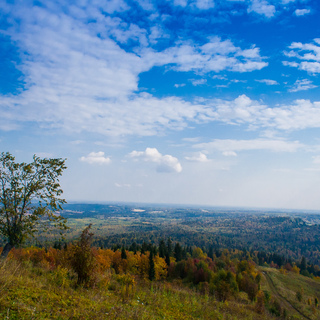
[
  {"xmin": 211, "ymin": 270, "xmax": 238, "ymax": 302},
  {"xmin": 0, "ymin": 152, "xmax": 67, "ymax": 258}
]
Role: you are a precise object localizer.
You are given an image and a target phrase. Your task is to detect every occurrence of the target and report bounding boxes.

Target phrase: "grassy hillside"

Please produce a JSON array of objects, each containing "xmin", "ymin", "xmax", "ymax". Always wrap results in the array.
[
  {"xmin": 260, "ymin": 267, "xmax": 320, "ymax": 320},
  {"xmin": 0, "ymin": 258, "xmax": 269, "ymax": 320},
  {"xmin": 1, "ymin": 251, "xmax": 320, "ymax": 319}
]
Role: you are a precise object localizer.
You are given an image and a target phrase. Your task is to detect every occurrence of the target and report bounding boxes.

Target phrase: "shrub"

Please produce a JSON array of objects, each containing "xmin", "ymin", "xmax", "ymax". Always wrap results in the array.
[{"xmin": 69, "ymin": 224, "xmax": 97, "ymax": 287}]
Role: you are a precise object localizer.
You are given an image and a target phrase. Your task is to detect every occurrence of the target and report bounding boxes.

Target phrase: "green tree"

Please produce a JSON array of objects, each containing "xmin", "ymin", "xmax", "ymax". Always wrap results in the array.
[
  {"xmin": 121, "ymin": 246, "xmax": 127, "ymax": 259},
  {"xmin": 167, "ymin": 238, "xmax": 172, "ymax": 256},
  {"xmin": 174, "ymin": 242, "xmax": 182, "ymax": 262},
  {"xmin": 165, "ymin": 252, "xmax": 170, "ymax": 267},
  {"xmin": 159, "ymin": 239, "xmax": 166, "ymax": 258},
  {"xmin": 211, "ymin": 270, "xmax": 238, "ymax": 302},
  {"xmin": 0, "ymin": 152, "xmax": 67, "ymax": 257},
  {"xmin": 300, "ymin": 256, "xmax": 307, "ymax": 271},
  {"xmin": 149, "ymin": 250, "xmax": 155, "ymax": 281}
]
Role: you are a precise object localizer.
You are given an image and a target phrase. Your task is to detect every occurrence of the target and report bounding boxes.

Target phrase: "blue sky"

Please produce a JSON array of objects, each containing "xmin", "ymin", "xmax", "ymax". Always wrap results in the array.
[{"xmin": 1, "ymin": 0, "xmax": 320, "ymax": 209}]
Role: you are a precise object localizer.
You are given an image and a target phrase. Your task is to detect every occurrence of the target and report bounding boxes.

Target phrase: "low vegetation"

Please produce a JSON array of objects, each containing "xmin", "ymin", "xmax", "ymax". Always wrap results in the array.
[{"xmin": 1, "ymin": 227, "xmax": 320, "ymax": 319}]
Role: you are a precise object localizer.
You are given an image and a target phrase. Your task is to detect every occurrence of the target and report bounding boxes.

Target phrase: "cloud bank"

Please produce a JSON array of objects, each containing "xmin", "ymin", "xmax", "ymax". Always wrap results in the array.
[{"xmin": 0, "ymin": 2, "xmax": 268, "ymax": 136}]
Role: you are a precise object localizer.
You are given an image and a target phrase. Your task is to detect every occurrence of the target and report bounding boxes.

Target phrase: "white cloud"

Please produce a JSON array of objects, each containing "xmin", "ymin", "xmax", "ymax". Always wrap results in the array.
[
  {"xmin": 71, "ymin": 140, "xmax": 85, "ymax": 145},
  {"xmin": 193, "ymin": 0, "xmax": 215, "ymax": 10},
  {"xmin": 183, "ymin": 137, "xmax": 201, "ymax": 142},
  {"xmin": 247, "ymin": 0, "xmax": 276, "ymax": 18},
  {"xmin": 231, "ymin": 79, "xmax": 247, "ymax": 83},
  {"xmin": 129, "ymin": 148, "xmax": 182, "ymax": 173},
  {"xmin": 190, "ymin": 79, "xmax": 207, "ymax": 86},
  {"xmin": 194, "ymin": 138, "xmax": 303, "ymax": 153},
  {"xmin": 134, "ymin": 0, "xmax": 154, "ymax": 11},
  {"xmin": 289, "ymin": 79, "xmax": 317, "ymax": 92},
  {"xmin": 80, "ymin": 152, "xmax": 111, "ymax": 165},
  {"xmin": 115, "ymin": 183, "xmax": 131, "ymax": 187},
  {"xmin": 173, "ymin": 0, "xmax": 188, "ymax": 7},
  {"xmin": 294, "ymin": 9, "xmax": 311, "ymax": 16},
  {"xmin": 0, "ymin": 5, "xmax": 267, "ymax": 137},
  {"xmin": 172, "ymin": 0, "xmax": 215, "ymax": 9},
  {"xmin": 158, "ymin": 36, "xmax": 268, "ymax": 73},
  {"xmin": 255, "ymin": 79, "xmax": 279, "ymax": 85},
  {"xmin": 212, "ymin": 75, "xmax": 227, "ymax": 80},
  {"xmin": 283, "ymin": 39, "xmax": 320, "ymax": 73},
  {"xmin": 174, "ymin": 83, "xmax": 186, "ymax": 88},
  {"xmin": 312, "ymin": 156, "xmax": 320, "ymax": 164},
  {"xmin": 282, "ymin": 61, "xmax": 299, "ymax": 68},
  {"xmin": 223, "ymin": 151, "xmax": 237, "ymax": 157},
  {"xmin": 185, "ymin": 152, "xmax": 209, "ymax": 162},
  {"xmin": 203, "ymin": 95, "xmax": 320, "ymax": 131}
]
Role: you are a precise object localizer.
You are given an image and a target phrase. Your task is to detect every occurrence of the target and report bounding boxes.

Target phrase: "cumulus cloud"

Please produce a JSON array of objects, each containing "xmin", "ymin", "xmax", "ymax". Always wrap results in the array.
[
  {"xmin": 203, "ymin": 94, "xmax": 320, "ymax": 131},
  {"xmin": 185, "ymin": 152, "xmax": 209, "ymax": 162},
  {"xmin": 289, "ymin": 79, "xmax": 317, "ymax": 92},
  {"xmin": 294, "ymin": 9, "xmax": 311, "ymax": 16},
  {"xmin": 129, "ymin": 148, "xmax": 182, "ymax": 173},
  {"xmin": 80, "ymin": 152, "xmax": 111, "ymax": 164},
  {"xmin": 194, "ymin": 138, "xmax": 303, "ymax": 153},
  {"xmin": 283, "ymin": 39, "xmax": 320, "ymax": 73},
  {"xmin": 159, "ymin": 36, "xmax": 268, "ymax": 73},
  {"xmin": 247, "ymin": 0, "xmax": 276, "ymax": 18}
]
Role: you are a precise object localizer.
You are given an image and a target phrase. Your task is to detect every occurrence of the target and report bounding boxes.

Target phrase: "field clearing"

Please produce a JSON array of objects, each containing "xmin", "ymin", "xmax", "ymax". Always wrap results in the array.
[{"xmin": 260, "ymin": 267, "xmax": 320, "ymax": 320}]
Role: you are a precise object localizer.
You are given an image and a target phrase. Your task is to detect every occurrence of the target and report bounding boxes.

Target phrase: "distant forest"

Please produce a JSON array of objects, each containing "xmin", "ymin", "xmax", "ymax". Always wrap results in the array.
[{"xmin": 55, "ymin": 203, "xmax": 320, "ymax": 267}]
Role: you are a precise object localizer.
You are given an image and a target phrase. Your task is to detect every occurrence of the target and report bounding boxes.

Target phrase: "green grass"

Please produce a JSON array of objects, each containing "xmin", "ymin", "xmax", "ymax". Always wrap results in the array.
[{"xmin": 260, "ymin": 266, "xmax": 320, "ymax": 319}]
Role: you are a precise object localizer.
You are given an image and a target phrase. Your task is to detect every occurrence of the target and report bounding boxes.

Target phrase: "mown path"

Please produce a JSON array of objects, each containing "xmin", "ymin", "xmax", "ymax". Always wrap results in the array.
[{"xmin": 262, "ymin": 270, "xmax": 311, "ymax": 320}]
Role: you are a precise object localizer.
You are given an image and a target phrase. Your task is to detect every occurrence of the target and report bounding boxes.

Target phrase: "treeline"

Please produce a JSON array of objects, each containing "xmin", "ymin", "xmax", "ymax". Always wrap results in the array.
[
  {"xmin": 89, "ymin": 235, "xmax": 320, "ymax": 279},
  {"xmin": 90, "ymin": 216, "xmax": 320, "ymax": 266}
]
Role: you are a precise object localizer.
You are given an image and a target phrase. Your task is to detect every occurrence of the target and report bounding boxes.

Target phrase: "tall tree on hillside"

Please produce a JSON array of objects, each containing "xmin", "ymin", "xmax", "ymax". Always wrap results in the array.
[
  {"xmin": 0, "ymin": 152, "xmax": 67, "ymax": 257},
  {"xmin": 167, "ymin": 238, "xmax": 172, "ymax": 256},
  {"xmin": 149, "ymin": 250, "xmax": 155, "ymax": 281},
  {"xmin": 300, "ymin": 256, "xmax": 307, "ymax": 271},
  {"xmin": 174, "ymin": 242, "xmax": 182, "ymax": 262},
  {"xmin": 159, "ymin": 239, "xmax": 166, "ymax": 258}
]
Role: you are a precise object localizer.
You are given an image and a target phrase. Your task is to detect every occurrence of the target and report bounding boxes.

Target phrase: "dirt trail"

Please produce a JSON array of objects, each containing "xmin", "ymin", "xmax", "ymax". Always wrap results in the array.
[{"xmin": 263, "ymin": 271, "xmax": 311, "ymax": 320}]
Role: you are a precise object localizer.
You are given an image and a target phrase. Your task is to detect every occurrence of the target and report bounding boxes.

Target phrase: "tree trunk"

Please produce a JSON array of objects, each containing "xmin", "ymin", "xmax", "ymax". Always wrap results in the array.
[{"xmin": 0, "ymin": 243, "xmax": 14, "ymax": 258}]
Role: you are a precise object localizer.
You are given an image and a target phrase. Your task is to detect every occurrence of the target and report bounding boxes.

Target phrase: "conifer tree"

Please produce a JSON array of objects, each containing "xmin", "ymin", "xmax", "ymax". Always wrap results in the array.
[
  {"xmin": 165, "ymin": 252, "xmax": 170, "ymax": 267},
  {"xmin": 174, "ymin": 242, "xmax": 182, "ymax": 262},
  {"xmin": 121, "ymin": 247, "xmax": 127, "ymax": 259},
  {"xmin": 149, "ymin": 250, "xmax": 155, "ymax": 281},
  {"xmin": 159, "ymin": 239, "xmax": 166, "ymax": 258},
  {"xmin": 167, "ymin": 238, "xmax": 172, "ymax": 256}
]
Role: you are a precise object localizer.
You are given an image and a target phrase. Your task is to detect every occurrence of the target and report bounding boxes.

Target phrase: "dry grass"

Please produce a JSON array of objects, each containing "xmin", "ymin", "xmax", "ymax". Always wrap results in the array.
[{"xmin": 0, "ymin": 258, "xmax": 272, "ymax": 320}]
